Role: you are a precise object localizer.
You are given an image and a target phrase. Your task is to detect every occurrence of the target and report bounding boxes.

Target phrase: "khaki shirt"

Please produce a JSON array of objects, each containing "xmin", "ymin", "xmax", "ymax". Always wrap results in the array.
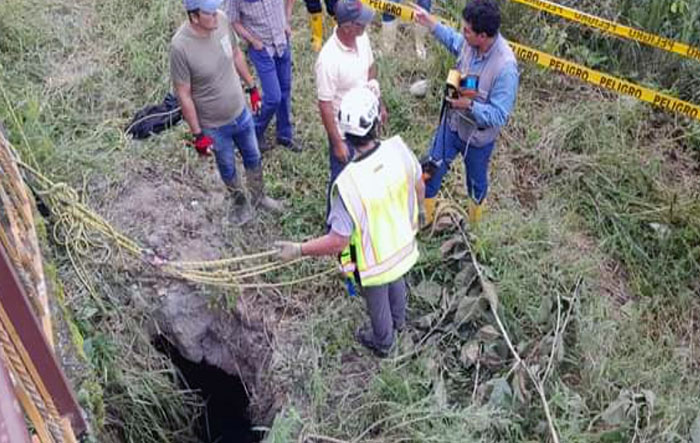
[{"xmin": 170, "ymin": 11, "xmax": 245, "ymax": 129}]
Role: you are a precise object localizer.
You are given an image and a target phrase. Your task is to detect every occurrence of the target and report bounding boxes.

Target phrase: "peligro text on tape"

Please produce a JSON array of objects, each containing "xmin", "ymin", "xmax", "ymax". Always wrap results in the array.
[
  {"xmin": 363, "ymin": 0, "xmax": 700, "ymax": 120},
  {"xmin": 361, "ymin": 0, "xmax": 414, "ymax": 22},
  {"xmin": 508, "ymin": 0, "xmax": 700, "ymax": 62},
  {"xmin": 509, "ymin": 42, "xmax": 700, "ymax": 121}
]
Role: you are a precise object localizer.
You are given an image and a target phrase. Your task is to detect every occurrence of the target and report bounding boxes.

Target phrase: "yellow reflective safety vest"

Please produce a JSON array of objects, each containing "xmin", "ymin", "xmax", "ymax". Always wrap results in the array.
[{"xmin": 333, "ymin": 136, "xmax": 420, "ymax": 287}]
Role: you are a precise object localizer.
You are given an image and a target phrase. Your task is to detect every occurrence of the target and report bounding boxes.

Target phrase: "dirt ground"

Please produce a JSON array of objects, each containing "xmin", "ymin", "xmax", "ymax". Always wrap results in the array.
[{"xmin": 99, "ymin": 153, "xmax": 294, "ymax": 425}]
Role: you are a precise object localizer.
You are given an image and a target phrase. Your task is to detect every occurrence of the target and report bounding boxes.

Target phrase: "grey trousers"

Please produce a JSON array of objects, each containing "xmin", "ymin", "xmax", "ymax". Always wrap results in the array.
[{"xmin": 361, "ymin": 277, "xmax": 407, "ymax": 350}]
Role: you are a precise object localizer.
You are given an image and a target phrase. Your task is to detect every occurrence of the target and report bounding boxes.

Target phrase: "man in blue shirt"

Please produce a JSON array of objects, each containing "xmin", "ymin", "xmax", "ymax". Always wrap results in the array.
[{"xmin": 414, "ymin": 0, "xmax": 519, "ymax": 224}]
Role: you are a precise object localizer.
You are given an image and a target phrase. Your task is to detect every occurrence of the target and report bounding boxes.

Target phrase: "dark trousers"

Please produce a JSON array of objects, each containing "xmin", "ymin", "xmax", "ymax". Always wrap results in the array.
[{"xmin": 362, "ymin": 277, "xmax": 407, "ymax": 350}]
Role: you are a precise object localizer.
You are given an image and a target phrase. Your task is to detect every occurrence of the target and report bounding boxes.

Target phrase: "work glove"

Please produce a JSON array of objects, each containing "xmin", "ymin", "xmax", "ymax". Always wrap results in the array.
[
  {"xmin": 190, "ymin": 133, "xmax": 214, "ymax": 156},
  {"xmin": 246, "ymin": 85, "xmax": 262, "ymax": 114},
  {"xmin": 275, "ymin": 241, "xmax": 302, "ymax": 262}
]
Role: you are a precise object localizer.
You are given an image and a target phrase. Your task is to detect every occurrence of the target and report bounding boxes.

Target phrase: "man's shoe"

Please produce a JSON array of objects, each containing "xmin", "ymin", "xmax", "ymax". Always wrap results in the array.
[
  {"xmin": 354, "ymin": 326, "xmax": 390, "ymax": 358},
  {"xmin": 277, "ymin": 138, "xmax": 303, "ymax": 153}
]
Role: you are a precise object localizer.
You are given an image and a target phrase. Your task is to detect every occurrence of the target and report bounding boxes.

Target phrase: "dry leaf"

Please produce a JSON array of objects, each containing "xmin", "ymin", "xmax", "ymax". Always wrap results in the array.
[
  {"xmin": 481, "ymin": 280, "xmax": 498, "ymax": 312},
  {"xmin": 453, "ymin": 296, "xmax": 483, "ymax": 326},
  {"xmin": 459, "ymin": 341, "xmax": 480, "ymax": 368},
  {"xmin": 454, "ymin": 264, "xmax": 478, "ymax": 290},
  {"xmin": 414, "ymin": 280, "xmax": 442, "ymax": 306},
  {"xmin": 476, "ymin": 324, "xmax": 500, "ymax": 341},
  {"xmin": 440, "ymin": 236, "xmax": 463, "ymax": 257},
  {"xmin": 601, "ymin": 390, "xmax": 634, "ymax": 426},
  {"xmin": 511, "ymin": 367, "xmax": 530, "ymax": 403},
  {"xmin": 433, "ymin": 214, "xmax": 456, "ymax": 232},
  {"xmin": 485, "ymin": 377, "xmax": 512, "ymax": 408}
]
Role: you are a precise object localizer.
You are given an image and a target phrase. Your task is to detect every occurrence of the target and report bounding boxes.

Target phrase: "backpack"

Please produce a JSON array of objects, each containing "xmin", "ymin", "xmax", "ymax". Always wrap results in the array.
[{"xmin": 125, "ymin": 93, "xmax": 182, "ymax": 140}]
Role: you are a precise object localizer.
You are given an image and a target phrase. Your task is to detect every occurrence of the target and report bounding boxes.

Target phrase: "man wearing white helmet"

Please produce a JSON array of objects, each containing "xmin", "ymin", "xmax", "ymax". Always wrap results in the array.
[{"xmin": 275, "ymin": 87, "xmax": 425, "ymax": 357}]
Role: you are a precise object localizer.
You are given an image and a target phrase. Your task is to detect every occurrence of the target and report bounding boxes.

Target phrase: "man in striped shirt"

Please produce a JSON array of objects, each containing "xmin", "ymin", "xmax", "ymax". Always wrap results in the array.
[{"xmin": 227, "ymin": 0, "xmax": 302, "ymax": 153}]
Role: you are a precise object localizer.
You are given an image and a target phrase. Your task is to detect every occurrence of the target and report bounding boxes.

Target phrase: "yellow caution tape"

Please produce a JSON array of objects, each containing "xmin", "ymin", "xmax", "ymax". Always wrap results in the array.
[
  {"xmin": 361, "ymin": 0, "xmax": 700, "ymax": 121},
  {"xmin": 508, "ymin": 0, "xmax": 700, "ymax": 62},
  {"xmin": 361, "ymin": 0, "xmax": 415, "ymax": 22},
  {"xmin": 509, "ymin": 41, "xmax": 700, "ymax": 121}
]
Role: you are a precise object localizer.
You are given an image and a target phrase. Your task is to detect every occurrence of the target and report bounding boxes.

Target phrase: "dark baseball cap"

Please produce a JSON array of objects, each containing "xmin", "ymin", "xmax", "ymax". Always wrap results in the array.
[{"xmin": 335, "ymin": 0, "xmax": 375, "ymax": 25}]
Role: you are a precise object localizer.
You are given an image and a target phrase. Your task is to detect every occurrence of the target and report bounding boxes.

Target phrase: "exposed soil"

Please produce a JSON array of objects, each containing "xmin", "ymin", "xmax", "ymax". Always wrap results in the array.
[{"xmin": 98, "ymin": 155, "xmax": 289, "ymax": 426}]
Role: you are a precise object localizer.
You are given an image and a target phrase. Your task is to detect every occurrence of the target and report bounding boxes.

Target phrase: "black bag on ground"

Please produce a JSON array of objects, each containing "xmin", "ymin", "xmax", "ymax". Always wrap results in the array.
[{"xmin": 125, "ymin": 92, "xmax": 182, "ymax": 140}]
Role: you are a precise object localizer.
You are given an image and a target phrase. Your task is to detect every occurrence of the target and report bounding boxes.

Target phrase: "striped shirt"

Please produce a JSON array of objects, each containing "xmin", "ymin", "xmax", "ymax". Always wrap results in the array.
[{"xmin": 226, "ymin": 0, "xmax": 288, "ymax": 56}]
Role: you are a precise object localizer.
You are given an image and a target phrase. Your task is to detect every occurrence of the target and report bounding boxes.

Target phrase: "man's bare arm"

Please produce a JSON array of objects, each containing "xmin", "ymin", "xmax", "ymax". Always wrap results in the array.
[
  {"xmin": 174, "ymin": 82, "xmax": 201, "ymax": 134},
  {"xmin": 318, "ymin": 100, "xmax": 349, "ymax": 162}
]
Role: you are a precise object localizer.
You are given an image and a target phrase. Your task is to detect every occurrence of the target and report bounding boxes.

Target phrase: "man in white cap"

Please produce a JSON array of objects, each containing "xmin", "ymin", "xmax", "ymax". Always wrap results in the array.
[
  {"xmin": 276, "ymin": 87, "xmax": 424, "ymax": 358},
  {"xmin": 170, "ymin": 0, "xmax": 282, "ymax": 225}
]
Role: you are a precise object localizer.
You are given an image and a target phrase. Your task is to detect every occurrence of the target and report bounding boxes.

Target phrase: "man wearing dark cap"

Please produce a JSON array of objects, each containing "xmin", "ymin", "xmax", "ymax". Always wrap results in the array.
[
  {"xmin": 171, "ymin": 0, "xmax": 283, "ymax": 225},
  {"xmin": 315, "ymin": 0, "xmax": 386, "ymax": 216}
]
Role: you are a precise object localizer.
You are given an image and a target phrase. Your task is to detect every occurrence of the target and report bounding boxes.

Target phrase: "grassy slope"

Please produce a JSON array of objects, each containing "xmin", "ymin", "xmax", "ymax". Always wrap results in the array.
[{"xmin": 1, "ymin": 0, "xmax": 699, "ymax": 441}]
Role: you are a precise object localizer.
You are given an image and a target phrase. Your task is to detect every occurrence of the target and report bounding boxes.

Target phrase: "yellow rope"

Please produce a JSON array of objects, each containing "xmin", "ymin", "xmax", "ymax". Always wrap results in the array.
[
  {"xmin": 170, "ymin": 250, "xmax": 278, "ymax": 269},
  {"xmin": 9, "ymin": 149, "xmax": 333, "ymax": 290},
  {"xmin": 2, "ymin": 85, "xmax": 336, "ymax": 290}
]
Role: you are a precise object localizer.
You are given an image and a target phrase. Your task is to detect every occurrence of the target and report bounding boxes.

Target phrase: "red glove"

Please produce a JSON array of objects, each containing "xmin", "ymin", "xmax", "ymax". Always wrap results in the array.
[
  {"xmin": 191, "ymin": 133, "xmax": 214, "ymax": 156},
  {"xmin": 246, "ymin": 85, "xmax": 261, "ymax": 114}
]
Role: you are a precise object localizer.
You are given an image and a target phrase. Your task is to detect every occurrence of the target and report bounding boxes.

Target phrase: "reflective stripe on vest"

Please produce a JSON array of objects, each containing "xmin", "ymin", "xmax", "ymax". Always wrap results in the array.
[{"xmin": 333, "ymin": 136, "xmax": 420, "ymax": 287}]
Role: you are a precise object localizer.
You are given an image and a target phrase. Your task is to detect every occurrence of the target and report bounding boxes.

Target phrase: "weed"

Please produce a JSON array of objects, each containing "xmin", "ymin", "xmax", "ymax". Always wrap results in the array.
[{"xmin": 3, "ymin": 0, "xmax": 700, "ymax": 441}]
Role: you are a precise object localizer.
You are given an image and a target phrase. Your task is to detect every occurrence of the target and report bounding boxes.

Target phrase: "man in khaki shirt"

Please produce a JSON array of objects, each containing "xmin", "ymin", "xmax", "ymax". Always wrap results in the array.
[{"xmin": 171, "ymin": 0, "xmax": 282, "ymax": 225}]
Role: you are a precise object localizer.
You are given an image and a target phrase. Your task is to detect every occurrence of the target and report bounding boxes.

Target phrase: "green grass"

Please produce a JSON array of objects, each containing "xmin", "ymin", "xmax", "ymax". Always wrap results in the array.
[{"xmin": 2, "ymin": 0, "xmax": 700, "ymax": 441}]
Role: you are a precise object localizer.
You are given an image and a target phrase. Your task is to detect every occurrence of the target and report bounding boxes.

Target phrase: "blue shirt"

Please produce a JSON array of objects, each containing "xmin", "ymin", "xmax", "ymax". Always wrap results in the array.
[{"xmin": 432, "ymin": 23, "xmax": 519, "ymax": 128}]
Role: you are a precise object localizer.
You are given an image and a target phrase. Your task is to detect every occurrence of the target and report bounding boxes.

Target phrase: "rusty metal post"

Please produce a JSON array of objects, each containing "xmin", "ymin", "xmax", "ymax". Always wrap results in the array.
[
  {"xmin": 0, "ymin": 242, "xmax": 87, "ymax": 436},
  {"xmin": 0, "ymin": 349, "xmax": 32, "ymax": 443}
]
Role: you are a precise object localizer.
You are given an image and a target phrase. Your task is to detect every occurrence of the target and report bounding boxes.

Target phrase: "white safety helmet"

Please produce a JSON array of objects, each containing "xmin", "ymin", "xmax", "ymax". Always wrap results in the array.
[{"xmin": 338, "ymin": 86, "xmax": 380, "ymax": 138}]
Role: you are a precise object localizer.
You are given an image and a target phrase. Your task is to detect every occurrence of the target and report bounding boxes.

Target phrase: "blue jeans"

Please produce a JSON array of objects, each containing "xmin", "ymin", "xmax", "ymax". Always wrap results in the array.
[
  {"xmin": 248, "ymin": 45, "xmax": 293, "ymax": 143},
  {"xmin": 202, "ymin": 108, "xmax": 261, "ymax": 185},
  {"xmin": 424, "ymin": 120, "xmax": 495, "ymax": 204},
  {"xmin": 383, "ymin": 0, "xmax": 431, "ymax": 21},
  {"xmin": 303, "ymin": 0, "xmax": 336, "ymax": 15}
]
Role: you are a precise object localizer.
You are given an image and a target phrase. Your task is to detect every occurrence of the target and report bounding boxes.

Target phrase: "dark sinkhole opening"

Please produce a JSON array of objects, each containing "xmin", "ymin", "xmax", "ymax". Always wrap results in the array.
[{"xmin": 154, "ymin": 335, "xmax": 264, "ymax": 443}]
